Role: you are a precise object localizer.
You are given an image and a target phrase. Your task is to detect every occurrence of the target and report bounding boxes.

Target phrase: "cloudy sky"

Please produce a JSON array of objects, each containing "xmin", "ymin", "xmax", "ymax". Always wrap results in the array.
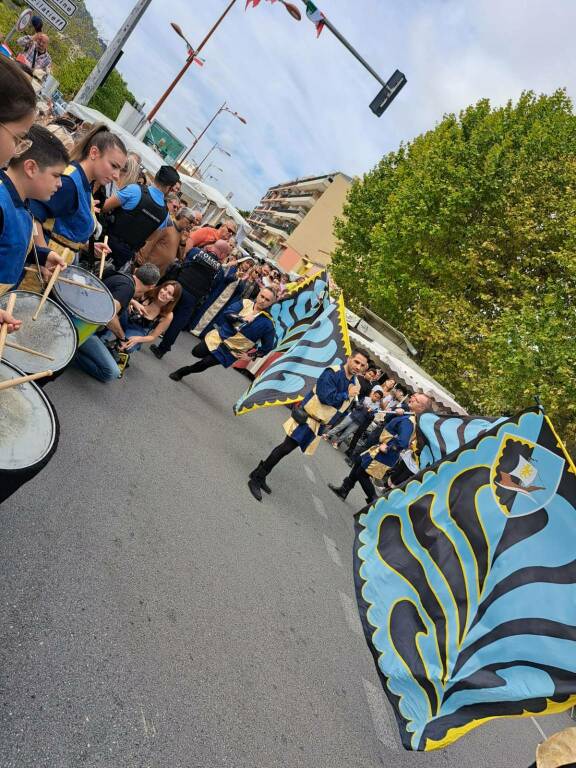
[{"xmin": 83, "ymin": 0, "xmax": 576, "ymax": 210}]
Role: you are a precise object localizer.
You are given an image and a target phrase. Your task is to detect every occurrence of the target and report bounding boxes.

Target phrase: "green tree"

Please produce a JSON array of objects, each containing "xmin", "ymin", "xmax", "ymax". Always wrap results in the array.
[{"xmin": 332, "ymin": 90, "xmax": 576, "ymax": 446}]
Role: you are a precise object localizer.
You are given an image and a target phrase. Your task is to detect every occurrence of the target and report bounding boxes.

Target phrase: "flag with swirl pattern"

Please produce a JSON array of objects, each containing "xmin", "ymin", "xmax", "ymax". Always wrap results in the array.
[
  {"xmin": 271, "ymin": 269, "xmax": 328, "ymax": 348},
  {"xmin": 353, "ymin": 408, "xmax": 576, "ymax": 751},
  {"xmin": 234, "ymin": 293, "xmax": 350, "ymax": 415}
]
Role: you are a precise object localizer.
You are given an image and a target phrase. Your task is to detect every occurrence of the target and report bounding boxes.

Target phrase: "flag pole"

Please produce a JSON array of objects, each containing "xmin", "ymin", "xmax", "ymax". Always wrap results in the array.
[
  {"xmin": 297, "ymin": 1, "xmax": 388, "ymax": 89},
  {"xmin": 544, "ymin": 415, "xmax": 576, "ymax": 475}
]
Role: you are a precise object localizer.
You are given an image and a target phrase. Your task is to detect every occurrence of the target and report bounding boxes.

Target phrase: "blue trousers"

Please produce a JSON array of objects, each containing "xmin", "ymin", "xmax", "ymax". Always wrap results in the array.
[{"xmin": 74, "ymin": 334, "xmax": 120, "ymax": 382}]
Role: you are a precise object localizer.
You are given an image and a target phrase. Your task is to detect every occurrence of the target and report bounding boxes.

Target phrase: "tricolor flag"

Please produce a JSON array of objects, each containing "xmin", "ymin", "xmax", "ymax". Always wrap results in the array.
[
  {"xmin": 354, "ymin": 408, "xmax": 576, "ymax": 751},
  {"xmin": 305, "ymin": 0, "xmax": 325, "ymax": 36}
]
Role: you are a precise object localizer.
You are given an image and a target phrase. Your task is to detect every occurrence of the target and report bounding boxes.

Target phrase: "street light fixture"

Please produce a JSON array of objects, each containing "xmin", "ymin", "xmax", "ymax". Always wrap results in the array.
[
  {"xmin": 193, "ymin": 144, "xmax": 230, "ymax": 177},
  {"xmin": 148, "ymin": 0, "xmax": 300, "ymax": 123},
  {"xmin": 175, "ymin": 105, "xmax": 243, "ymax": 171}
]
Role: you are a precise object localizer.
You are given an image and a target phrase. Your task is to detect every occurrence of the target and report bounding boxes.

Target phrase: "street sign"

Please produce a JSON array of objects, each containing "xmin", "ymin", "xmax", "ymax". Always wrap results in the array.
[
  {"xmin": 16, "ymin": 9, "xmax": 33, "ymax": 31},
  {"xmin": 369, "ymin": 69, "xmax": 407, "ymax": 117},
  {"xmin": 25, "ymin": 0, "xmax": 67, "ymax": 31},
  {"xmin": 47, "ymin": 0, "xmax": 76, "ymax": 17}
]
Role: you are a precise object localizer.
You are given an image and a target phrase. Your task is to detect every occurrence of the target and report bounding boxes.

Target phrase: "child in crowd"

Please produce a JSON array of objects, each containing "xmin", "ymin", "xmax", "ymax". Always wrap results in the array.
[{"xmin": 1, "ymin": 124, "xmax": 69, "ymax": 297}]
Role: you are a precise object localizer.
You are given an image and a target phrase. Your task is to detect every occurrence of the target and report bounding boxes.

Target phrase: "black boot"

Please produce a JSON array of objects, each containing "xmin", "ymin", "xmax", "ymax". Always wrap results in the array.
[
  {"xmin": 248, "ymin": 462, "xmax": 270, "ymax": 502},
  {"xmin": 249, "ymin": 462, "xmax": 271, "ymax": 495},
  {"xmin": 328, "ymin": 478, "xmax": 353, "ymax": 500},
  {"xmin": 169, "ymin": 368, "xmax": 185, "ymax": 381},
  {"xmin": 150, "ymin": 344, "xmax": 165, "ymax": 359}
]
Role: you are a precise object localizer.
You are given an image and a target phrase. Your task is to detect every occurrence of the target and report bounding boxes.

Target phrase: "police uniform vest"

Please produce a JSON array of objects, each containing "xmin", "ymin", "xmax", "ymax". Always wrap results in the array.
[
  {"xmin": 107, "ymin": 186, "xmax": 168, "ymax": 251},
  {"xmin": 43, "ymin": 164, "xmax": 96, "ymax": 256},
  {"xmin": 0, "ymin": 173, "xmax": 34, "ymax": 297},
  {"xmin": 177, "ymin": 249, "xmax": 221, "ymax": 299}
]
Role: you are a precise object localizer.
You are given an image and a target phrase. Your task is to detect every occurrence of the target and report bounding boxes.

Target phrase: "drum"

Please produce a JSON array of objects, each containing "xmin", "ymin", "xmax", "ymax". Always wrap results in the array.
[
  {"xmin": 0, "ymin": 360, "xmax": 60, "ymax": 504},
  {"xmin": 51, "ymin": 265, "xmax": 115, "ymax": 346},
  {"xmin": 0, "ymin": 291, "xmax": 78, "ymax": 374}
]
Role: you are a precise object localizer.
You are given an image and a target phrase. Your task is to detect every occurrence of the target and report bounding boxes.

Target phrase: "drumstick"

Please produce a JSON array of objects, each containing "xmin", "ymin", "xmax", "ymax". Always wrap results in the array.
[
  {"xmin": 0, "ymin": 369, "xmax": 53, "ymax": 391},
  {"xmin": 0, "ymin": 292, "xmax": 17, "ymax": 362},
  {"xmin": 32, "ymin": 265, "xmax": 61, "ymax": 321},
  {"xmin": 56, "ymin": 275, "xmax": 106, "ymax": 292},
  {"xmin": 98, "ymin": 235, "xmax": 109, "ymax": 279},
  {"xmin": 5, "ymin": 340, "xmax": 55, "ymax": 361}
]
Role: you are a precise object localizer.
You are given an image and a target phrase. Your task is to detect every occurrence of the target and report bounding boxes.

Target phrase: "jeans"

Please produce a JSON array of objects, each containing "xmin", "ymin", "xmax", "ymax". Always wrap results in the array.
[
  {"xmin": 157, "ymin": 286, "xmax": 198, "ymax": 353},
  {"xmin": 74, "ymin": 334, "xmax": 120, "ymax": 382},
  {"xmin": 325, "ymin": 414, "xmax": 358, "ymax": 444}
]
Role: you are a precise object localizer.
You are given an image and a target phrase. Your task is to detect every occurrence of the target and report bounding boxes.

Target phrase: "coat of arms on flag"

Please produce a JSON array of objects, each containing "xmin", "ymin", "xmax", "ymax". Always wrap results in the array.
[{"xmin": 354, "ymin": 408, "xmax": 576, "ymax": 751}]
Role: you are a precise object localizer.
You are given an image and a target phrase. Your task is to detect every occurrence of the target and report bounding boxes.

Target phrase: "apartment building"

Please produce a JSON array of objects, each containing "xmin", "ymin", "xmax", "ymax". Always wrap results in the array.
[{"xmin": 247, "ymin": 172, "xmax": 352, "ymax": 273}]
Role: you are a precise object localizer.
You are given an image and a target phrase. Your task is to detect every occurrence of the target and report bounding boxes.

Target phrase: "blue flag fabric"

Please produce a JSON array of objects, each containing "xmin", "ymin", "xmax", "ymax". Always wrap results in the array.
[
  {"xmin": 418, "ymin": 413, "xmax": 508, "ymax": 469},
  {"xmin": 234, "ymin": 294, "xmax": 350, "ymax": 415},
  {"xmin": 271, "ymin": 269, "xmax": 328, "ymax": 347},
  {"xmin": 354, "ymin": 409, "xmax": 576, "ymax": 751}
]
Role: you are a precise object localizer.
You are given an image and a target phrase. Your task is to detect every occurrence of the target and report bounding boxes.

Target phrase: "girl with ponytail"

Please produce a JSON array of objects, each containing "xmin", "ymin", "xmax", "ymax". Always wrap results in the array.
[{"xmin": 30, "ymin": 123, "xmax": 127, "ymax": 263}]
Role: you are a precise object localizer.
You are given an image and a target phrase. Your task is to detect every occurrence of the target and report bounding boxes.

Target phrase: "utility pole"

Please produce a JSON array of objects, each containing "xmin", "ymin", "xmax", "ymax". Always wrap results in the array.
[{"xmin": 75, "ymin": 0, "xmax": 153, "ymax": 106}]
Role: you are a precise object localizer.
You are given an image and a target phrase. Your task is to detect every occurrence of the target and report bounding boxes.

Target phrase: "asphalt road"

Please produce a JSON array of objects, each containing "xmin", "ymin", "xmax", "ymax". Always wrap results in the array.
[{"xmin": 0, "ymin": 336, "xmax": 572, "ymax": 767}]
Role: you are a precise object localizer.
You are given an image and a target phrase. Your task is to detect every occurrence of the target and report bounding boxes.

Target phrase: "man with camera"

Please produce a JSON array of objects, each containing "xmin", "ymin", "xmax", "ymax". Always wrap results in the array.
[
  {"xmin": 247, "ymin": 350, "xmax": 369, "ymax": 502},
  {"xmin": 74, "ymin": 263, "xmax": 160, "ymax": 382}
]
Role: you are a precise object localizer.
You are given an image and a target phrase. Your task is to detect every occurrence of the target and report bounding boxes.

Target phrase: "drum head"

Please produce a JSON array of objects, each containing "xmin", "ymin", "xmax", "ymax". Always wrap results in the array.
[
  {"xmin": 0, "ymin": 360, "xmax": 56, "ymax": 470},
  {"xmin": 53, "ymin": 265, "xmax": 115, "ymax": 325},
  {"xmin": 0, "ymin": 291, "xmax": 78, "ymax": 374}
]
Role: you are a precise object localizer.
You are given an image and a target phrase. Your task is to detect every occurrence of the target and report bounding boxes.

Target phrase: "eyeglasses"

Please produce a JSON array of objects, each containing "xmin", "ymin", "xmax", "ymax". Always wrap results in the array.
[{"xmin": 0, "ymin": 123, "xmax": 33, "ymax": 157}]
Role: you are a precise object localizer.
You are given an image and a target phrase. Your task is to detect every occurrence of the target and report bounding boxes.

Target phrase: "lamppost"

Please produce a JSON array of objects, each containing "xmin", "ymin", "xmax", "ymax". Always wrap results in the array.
[
  {"xmin": 147, "ymin": 0, "xmax": 300, "ymax": 123},
  {"xmin": 192, "ymin": 144, "xmax": 231, "ymax": 178},
  {"xmin": 177, "ymin": 111, "xmax": 239, "ymax": 171},
  {"xmin": 204, "ymin": 163, "xmax": 224, "ymax": 178}
]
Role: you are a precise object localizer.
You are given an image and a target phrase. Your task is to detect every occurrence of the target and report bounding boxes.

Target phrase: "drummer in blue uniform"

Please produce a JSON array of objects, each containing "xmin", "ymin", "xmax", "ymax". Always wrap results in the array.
[
  {"xmin": 328, "ymin": 392, "xmax": 433, "ymax": 505},
  {"xmin": 247, "ymin": 350, "xmax": 369, "ymax": 502},
  {"xmin": 0, "ymin": 125, "xmax": 69, "ymax": 297},
  {"xmin": 30, "ymin": 124, "xmax": 126, "ymax": 264},
  {"xmin": 168, "ymin": 286, "xmax": 277, "ymax": 382}
]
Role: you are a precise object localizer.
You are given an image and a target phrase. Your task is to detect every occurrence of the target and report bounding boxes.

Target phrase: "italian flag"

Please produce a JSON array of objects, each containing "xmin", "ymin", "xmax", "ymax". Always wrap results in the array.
[{"xmin": 305, "ymin": 0, "xmax": 325, "ymax": 36}]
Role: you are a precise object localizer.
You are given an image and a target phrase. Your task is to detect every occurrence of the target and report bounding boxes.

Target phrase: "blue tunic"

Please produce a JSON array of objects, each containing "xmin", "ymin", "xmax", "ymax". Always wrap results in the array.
[
  {"xmin": 360, "ymin": 413, "xmax": 415, "ymax": 477},
  {"xmin": 30, "ymin": 163, "xmax": 95, "ymax": 248},
  {"xmin": 287, "ymin": 365, "xmax": 356, "ymax": 454},
  {"xmin": 206, "ymin": 311, "xmax": 276, "ymax": 368},
  {"xmin": 0, "ymin": 170, "xmax": 50, "ymax": 293}
]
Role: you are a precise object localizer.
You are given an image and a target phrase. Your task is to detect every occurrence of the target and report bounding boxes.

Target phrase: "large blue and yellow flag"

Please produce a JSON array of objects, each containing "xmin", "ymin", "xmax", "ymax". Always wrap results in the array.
[
  {"xmin": 271, "ymin": 269, "xmax": 328, "ymax": 348},
  {"xmin": 354, "ymin": 409, "xmax": 576, "ymax": 751},
  {"xmin": 234, "ymin": 293, "xmax": 350, "ymax": 415}
]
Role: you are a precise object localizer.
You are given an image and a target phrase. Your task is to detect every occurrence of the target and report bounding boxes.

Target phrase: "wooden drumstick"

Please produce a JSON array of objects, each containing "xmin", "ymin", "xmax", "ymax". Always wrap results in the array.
[
  {"xmin": 99, "ymin": 235, "xmax": 109, "ymax": 279},
  {"xmin": 0, "ymin": 369, "xmax": 53, "ymax": 391},
  {"xmin": 5, "ymin": 340, "xmax": 55, "ymax": 361},
  {"xmin": 32, "ymin": 265, "xmax": 61, "ymax": 321},
  {"xmin": 56, "ymin": 275, "xmax": 106, "ymax": 292},
  {"xmin": 0, "ymin": 292, "xmax": 17, "ymax": 362}
]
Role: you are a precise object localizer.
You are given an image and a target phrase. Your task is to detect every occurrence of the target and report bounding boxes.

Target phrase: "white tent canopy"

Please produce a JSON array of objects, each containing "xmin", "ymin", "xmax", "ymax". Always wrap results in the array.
[
  {"xmin": 65, "ymin": 102, "xmax": 250, "ymax": 230},
  {"xmin": 349, "ymin": 330, "xmax": 467, "ymax": 415}
]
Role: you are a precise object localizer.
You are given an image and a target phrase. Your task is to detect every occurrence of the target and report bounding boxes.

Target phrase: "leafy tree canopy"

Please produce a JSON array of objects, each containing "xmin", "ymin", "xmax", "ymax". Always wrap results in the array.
[{"xmin": 332, "ymin": 90, "xmax": 576, "ymax": 446}]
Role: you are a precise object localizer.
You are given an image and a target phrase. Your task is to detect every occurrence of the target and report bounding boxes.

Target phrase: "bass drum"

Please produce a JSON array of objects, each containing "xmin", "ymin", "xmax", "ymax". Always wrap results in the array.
[
  {"xmin": 0, "ymin": 290, "xmax": 78, "ymax": 374},
  {"xmin": 0, "ymin": 360, "xmax": 60, "ymax": 505}
]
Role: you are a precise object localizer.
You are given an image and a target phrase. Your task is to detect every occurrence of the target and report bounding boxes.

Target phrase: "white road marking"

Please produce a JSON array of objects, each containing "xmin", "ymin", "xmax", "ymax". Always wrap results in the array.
[
  {"xmin": 304, "ymin": 465, "xmax": 316, "ymax": 484},
  {"xmin": 338, "ymin": 591, "xmax": 364, "ymax": 637},
  {"xmin": 323, "ymin": 534, "xmax": 342, "ymax": 567},
  {"xmin": 362, "ymin": 678, "xmax": 399, "ymax": 752},
  {"xmin": 312, "ymin": 494, "xmax": 327, "ymax": 518},
  {"xmin": 531, "ymin": 716, "xmax": 546, "ymax": 740},
  {"xmin": 140, "ymin": 705, "xmax": 157, "ymax": 738}
]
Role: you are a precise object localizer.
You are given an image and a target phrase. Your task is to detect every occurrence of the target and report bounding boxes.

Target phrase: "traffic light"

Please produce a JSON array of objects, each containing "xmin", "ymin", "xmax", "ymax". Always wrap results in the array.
[{"xmin": 369, "ymin": 69, "xmax": 407, "ymax": 117}]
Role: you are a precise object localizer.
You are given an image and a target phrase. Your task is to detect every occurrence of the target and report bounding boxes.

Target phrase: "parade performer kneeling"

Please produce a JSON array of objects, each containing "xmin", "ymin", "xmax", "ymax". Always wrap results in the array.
[
  {"xmin": 168, "ymin": 286, "xmax": 277, "ymax": 382},
  {"xmin": 328, "ymin": 392, "xmax": 433, "ymax": 505},
  {"xmin": 247, "ymin": 350, "xmax": 369, "ymax": 502}
]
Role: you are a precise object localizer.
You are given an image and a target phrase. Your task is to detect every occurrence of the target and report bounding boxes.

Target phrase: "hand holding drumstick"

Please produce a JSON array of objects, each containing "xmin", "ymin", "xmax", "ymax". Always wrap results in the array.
[
  {"xmin": 95, "ymin": 236, "xmax": 111, "ymax": 279},
  {"xmin": 0, "ymin": 293, "xmax": 18, "ymax": 361}
]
